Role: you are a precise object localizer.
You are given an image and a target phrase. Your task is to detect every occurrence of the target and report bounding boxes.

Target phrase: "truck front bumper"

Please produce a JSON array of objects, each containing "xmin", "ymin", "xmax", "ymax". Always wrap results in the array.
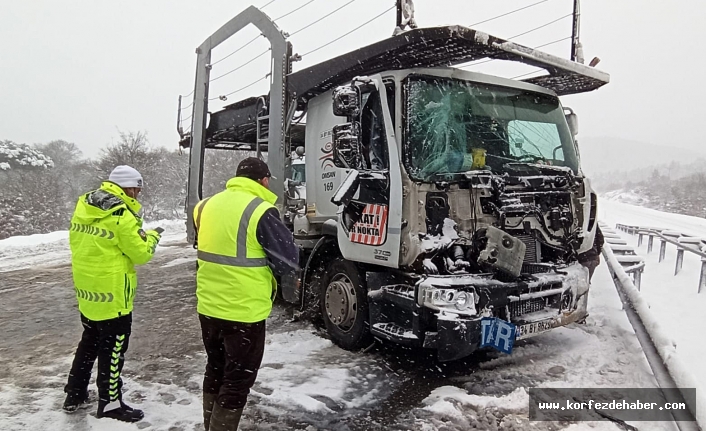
[{"xmin": 418, "ymin": 263, "xmax": 590, "ymax": 361}]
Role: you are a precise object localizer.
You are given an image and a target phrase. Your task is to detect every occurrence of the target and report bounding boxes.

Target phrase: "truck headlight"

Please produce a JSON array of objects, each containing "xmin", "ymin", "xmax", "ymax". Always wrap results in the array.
[
  {"xmin": 423, "ymin": 287, "xmax": 477, "ymax": 316},
  {"xmin": 455, "ymin": 292, "xmax": 471, "ymax": 310}
]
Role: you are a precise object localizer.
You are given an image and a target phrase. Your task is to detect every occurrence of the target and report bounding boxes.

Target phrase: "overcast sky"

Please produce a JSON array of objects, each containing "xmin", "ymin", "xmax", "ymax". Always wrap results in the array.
[{"xmin": 1, "ymin": 0, "xmax": 704, "ymax": 158}]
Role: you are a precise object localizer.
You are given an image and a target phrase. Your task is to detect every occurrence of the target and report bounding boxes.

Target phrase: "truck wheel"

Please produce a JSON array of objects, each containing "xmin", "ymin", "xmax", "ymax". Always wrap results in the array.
[{"xmin": 320, "ymin": 258, "xmax": 372, "ymax": 350}]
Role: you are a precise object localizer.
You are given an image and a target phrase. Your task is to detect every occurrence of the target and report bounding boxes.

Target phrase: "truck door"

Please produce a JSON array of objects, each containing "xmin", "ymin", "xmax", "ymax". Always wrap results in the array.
[{"xmin": 335, "ymin": 76, "xmax": 402, "ymax": 268}]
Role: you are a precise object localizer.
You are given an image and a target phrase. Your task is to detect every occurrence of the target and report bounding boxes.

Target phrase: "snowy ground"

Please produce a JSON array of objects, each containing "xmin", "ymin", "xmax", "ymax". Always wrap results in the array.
[
  {"xmin": 601, "ymin": 199, "xmax": 706, "ymax": 406},
  {"xmin": 0, "ymin": 217, "xmax": 675, "ymax": 430}
]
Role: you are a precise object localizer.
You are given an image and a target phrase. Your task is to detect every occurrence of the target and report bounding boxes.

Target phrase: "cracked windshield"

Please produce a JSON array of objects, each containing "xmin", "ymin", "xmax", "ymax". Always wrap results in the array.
[{"xmin": 406, "ymin": 76, "xmax": 579, "ymax": 181}]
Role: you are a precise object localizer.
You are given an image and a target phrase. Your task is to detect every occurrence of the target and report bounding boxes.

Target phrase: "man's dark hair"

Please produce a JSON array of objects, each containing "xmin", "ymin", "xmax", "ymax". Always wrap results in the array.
[{"xmin": 236, "ymin": 157, "xmax": 271, "ymax": 182}]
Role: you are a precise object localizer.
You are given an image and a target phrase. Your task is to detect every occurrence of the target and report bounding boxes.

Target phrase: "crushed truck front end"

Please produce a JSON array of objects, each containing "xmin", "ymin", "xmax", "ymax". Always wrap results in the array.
[{"xmin": 349, "ymin": 68, "xmax": 597, "ymax": 361}]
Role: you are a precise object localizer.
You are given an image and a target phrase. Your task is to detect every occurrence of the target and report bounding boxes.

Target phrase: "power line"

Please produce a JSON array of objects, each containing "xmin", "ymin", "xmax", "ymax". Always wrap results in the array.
[
  {"xmin": 508, "ymin": 13, "xmax": 572, "ymax": 39},
  {"xmin": 534, "ymin": 36, "xmax": 571, "ymax": 49},
  {"xmin": 512, "ymin": 69, "xmax": 546, "ymax": 80},
  {"xmin": 180, "ymin": 114, "xmax": 193, "ymax": 124},
  {"xmin": 210, "ymin": 34, "xmax": 262, "ymax": 67},
  {"xmin": 210, "ymin": 49, "xmax": 271, "ymax": 82},
  {"xmin": 469, "ymin": 0, "xmax": 551, "ymax": 27},
  {"xmin": 183, "ymin": 0, "xmax": 279, "ymax": 93},
  {"xmin": 301, "ymin": 4, "xmax": 395, "ymax": 57},
  {"xmin": 290, "ymin": 0, "xmax": 358, "ymax": 37},
  {"xmin": 460, "ymin": 18, "xmax": 573, "ymax": 70},
  {"xmin": 273, "ymin": 0, "xmax": 317, "ymax": 21},
  {"xmin": 180, "ymin": 101, "xmax": 193, "ymax": 111},
  {"xmin": 210, "ymin": 0, "xmax": 306, "ymax": 67},
  {"xmin": 210, "ymin": 75, "xmax": 269, "ymax": 101},
  {"xmin": 208, "ymin": 0, "xmax": 321, "ymax": 83}
]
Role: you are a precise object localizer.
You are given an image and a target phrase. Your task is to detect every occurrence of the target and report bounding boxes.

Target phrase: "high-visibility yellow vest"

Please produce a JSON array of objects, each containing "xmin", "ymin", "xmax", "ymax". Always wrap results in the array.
[
  {"xmin": 194, "ymin": 177, "xmax": 278, "ymax": 323},
  {"xmin": 70, "ymin": 182, "xmax": 159, "ymax": 321}
]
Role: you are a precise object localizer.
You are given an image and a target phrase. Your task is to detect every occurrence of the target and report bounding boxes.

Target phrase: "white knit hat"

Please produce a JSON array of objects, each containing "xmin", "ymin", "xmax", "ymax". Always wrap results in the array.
[{"xmin": 109, "ymin": 165, "xmax": 143, "ymax": 188}]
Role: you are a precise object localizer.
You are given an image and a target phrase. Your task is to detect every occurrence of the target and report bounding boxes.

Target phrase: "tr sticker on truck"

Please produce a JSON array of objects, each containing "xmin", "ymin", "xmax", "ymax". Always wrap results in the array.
[{"xmin": 349, "ymin": 204, "xmax": 388, "ymax": 246}]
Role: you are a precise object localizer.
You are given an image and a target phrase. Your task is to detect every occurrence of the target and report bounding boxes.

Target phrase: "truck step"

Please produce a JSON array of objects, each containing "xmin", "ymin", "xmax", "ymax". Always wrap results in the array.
[
  {"xmin": 368, "ymin": 284, "xmax": 416, "ymax": 310},
  {"xmin": 371, "ymin": 322, "xmax": 420, "ymax": 346}
]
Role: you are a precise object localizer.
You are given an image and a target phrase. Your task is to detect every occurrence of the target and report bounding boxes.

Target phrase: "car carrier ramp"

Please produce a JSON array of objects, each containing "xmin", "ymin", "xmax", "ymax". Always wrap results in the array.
[{"xmin": 179, "ymin": 24, "xmax": 608, "ymax": 151}]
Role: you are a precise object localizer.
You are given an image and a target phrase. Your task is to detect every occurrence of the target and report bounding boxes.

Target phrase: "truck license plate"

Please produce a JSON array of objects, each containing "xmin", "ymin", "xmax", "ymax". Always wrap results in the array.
[{"xmin": 516, "ymin": 319, "xmax": 555, "ymax": 340}]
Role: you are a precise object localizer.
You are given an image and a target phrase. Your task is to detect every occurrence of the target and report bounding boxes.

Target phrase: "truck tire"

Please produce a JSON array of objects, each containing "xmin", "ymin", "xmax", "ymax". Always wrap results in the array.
[{"xmin": 320, "ymin": 258, "xmax": 372, "ymax": 350}]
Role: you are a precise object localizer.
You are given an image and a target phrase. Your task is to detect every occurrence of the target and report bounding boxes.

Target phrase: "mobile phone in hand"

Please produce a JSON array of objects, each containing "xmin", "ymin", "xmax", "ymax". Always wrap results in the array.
[{"xmin": 154, "ymin": 227, "xmax": 165, "ymax": 234}]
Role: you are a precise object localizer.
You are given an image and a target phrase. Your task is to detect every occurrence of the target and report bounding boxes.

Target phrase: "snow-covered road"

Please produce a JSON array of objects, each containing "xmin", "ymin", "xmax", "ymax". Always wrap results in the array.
[{"xmin": 0, "ymin": 219, "xmax": 673, "ymax": 431}]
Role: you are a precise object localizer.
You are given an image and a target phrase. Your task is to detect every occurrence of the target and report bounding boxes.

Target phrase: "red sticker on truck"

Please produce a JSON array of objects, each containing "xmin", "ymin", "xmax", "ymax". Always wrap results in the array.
[{"xmin": 349, "ymin": 204, "xmax": 388, "ymax": 246}]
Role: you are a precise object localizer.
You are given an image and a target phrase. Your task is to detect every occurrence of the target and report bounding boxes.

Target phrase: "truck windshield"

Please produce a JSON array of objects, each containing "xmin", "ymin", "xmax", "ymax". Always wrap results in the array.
[{"xmin": 405, "ymin": 76, "xmax": 578, "ymax": 181}]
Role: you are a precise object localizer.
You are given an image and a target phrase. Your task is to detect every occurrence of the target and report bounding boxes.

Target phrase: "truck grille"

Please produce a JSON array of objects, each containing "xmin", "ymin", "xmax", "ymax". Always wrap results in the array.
[
  {"xmin": 509, "ymin": 297, "xmax": 547, "ymax": 318},
  {"xmin": 521, "ymin": 263, "xmax": 552, "ymax": 274},
  {"xmin": 514, "ymin": 234, "xmax": 538, "ymax": 263}
]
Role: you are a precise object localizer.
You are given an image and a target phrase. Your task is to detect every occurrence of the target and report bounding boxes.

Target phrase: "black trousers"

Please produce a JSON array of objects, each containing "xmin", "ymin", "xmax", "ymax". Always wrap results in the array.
[
  {"xmin": 65, "ymin": 313, "xmax": 132, "ymax": 406},
  {"xmin": 199, "ymin": 314, "xmax": 266, "ymax": 410}
]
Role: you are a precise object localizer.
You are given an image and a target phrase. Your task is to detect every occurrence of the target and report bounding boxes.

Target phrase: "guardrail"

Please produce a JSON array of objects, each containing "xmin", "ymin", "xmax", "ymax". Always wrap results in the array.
[
  {"xmin": 602, "ymin": 226, "xmax": 645, "ymax": 289},
  {"xmin": 600, "ymin": 222, "xmax": 701, "ymax": 430},
  {"xmin": 616, "ymin": 223, "xmax": 706, "ymax": 293}
]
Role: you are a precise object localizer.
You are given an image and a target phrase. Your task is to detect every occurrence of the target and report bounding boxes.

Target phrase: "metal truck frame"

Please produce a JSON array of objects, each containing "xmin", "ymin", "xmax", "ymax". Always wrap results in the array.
[{"xmin": 178, "ymin": 3, "xmax": 609, "ymax": 361}]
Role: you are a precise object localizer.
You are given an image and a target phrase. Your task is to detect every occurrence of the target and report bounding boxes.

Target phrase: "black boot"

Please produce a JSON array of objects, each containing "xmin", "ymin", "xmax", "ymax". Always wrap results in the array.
[
  {"xmin": 62, "ymin": 391, "xmax": 90, "ymax": 413},
  {"xmin": 97, "ymin": 400, "xmax": 144, "ymax": 423},
  {"xmin": 209, "ymin": 403, "xmax": 243, "ymax": 431},
  {"xmin": 203, "ymin": 393, "xmax": 218, "ymax": 431}
]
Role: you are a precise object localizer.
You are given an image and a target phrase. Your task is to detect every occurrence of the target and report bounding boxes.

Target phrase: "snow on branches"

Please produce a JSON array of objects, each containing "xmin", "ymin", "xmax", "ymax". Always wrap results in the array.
[{"xmin": 0, "ymin": 140, "xmax": 54, "ymax": 170}]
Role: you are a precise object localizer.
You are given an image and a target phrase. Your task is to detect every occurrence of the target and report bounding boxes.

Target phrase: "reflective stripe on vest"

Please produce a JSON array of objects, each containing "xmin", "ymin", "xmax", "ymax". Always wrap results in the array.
[
  {"xmin": 196, "ymin": 196, "xmax": 268, "ymax": 267},
  {"xmin": 75, "ymin": 287, "xmax": 114, "ymax": 303},
  {"xmin": 70, "ymin": 222, "xmax": 115, "ymax": 239},
  {"xmin": 194, "ymin": 197, "xmax": 212, "ymax": 232}
]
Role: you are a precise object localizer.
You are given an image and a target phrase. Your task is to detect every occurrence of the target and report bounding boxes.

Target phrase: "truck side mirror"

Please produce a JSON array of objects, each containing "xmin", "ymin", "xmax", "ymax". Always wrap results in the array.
[
  {"xmin": 332, "ymin": 85, "xmax": 360, "ymax": 117},
  {"xmin": 332, "ymin": 122, "xmax": 362, "ymax": 169},
  {"xmin": 565, "ymin": 112, "xmax": 579, "ymax": 137}
]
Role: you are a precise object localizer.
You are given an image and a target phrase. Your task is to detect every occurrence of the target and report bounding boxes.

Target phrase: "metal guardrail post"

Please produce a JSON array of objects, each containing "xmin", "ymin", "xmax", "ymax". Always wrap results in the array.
[
  {"xmin": 659, "ymin": 239, "xmax": 667, "ymax": 262},
  {"xmin": 675, "ymin": 247, "xmax": 685, "ymax": 275},
  {"xmin": 647, "ymin": 233, "xmax": 654, "ymax": 253},
  {"xmin": 699, "ymin": 258, "xmax": 706, "ymax": 294},
  {"xmin": 634, "ymin": 269, "xmax": 642, "ymax": 290}
]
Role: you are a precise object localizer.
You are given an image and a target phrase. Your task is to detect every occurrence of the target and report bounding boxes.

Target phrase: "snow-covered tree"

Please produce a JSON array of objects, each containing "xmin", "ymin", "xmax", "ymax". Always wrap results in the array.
[
  {"xmin": 95, "ymin": 131, "xmax": 189, "ymax": 219},
  {"xmin": 0, "ymin": 140, "xmax": 53, "ymax": 170},
  {"xmin": 0, "ymin": 140, "xmax": 60, "ymax": 239}
]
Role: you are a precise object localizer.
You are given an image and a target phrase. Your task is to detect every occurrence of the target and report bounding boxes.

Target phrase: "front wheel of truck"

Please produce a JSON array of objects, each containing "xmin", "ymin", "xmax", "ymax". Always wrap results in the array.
[{"xmin": 320, "ymin": 258, "xmax": 372, "ymax": 350}]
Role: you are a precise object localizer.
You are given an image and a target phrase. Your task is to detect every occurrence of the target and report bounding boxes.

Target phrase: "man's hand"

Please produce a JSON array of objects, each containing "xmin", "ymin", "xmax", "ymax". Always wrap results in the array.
[{"xmin": 145, "ymin": 229, "xmax": 162, "ymax": 244}]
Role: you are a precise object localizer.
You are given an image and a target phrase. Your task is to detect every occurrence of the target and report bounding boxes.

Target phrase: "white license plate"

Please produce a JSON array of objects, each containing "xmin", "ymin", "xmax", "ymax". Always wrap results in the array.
[{"xmin": 516, "ymin": 318, "xmax": 556, "ymax": 340}]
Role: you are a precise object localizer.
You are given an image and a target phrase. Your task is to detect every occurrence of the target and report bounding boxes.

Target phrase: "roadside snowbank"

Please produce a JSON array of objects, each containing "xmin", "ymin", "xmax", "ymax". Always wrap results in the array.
[
  {"xmin": 603, "ymin": 245, "xmax": 703, "ymax": 424},
  {"xmin": 598, "ymin": 208, "xmax": 706, "ymax": 428},
  {"xmin": 0, "ymin": 219, "xmax": 186, "ymax": 273}
]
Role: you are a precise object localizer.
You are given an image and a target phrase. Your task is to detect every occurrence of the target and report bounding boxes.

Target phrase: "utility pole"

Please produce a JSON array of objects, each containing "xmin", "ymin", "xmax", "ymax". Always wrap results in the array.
[{"xmin": 570, "ymin": 0, "xmax": 582, "ymax": 63}]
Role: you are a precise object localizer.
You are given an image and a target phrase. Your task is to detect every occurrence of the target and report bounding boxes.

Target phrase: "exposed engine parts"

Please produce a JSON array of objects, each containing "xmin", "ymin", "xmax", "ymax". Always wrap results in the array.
[{"xmin": 418, "ymin": 167, "xmax": 586, "ymax": 278}]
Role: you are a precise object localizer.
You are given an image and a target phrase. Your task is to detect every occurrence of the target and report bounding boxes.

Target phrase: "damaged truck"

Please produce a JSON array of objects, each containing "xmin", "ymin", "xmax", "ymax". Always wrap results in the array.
[{"xmin": 178, "ymin": 1, "xmax": 609, "ymax": 361}]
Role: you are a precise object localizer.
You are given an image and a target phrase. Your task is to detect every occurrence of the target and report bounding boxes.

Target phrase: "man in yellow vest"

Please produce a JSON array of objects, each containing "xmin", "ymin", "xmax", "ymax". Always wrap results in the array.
[
  {"xmin": 63, "ymin": 165, "xmax": 161, "ymax": 423},
  {"xmin": 194, "ymin": 158, "xmax": 299, "ymax": 431}
]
